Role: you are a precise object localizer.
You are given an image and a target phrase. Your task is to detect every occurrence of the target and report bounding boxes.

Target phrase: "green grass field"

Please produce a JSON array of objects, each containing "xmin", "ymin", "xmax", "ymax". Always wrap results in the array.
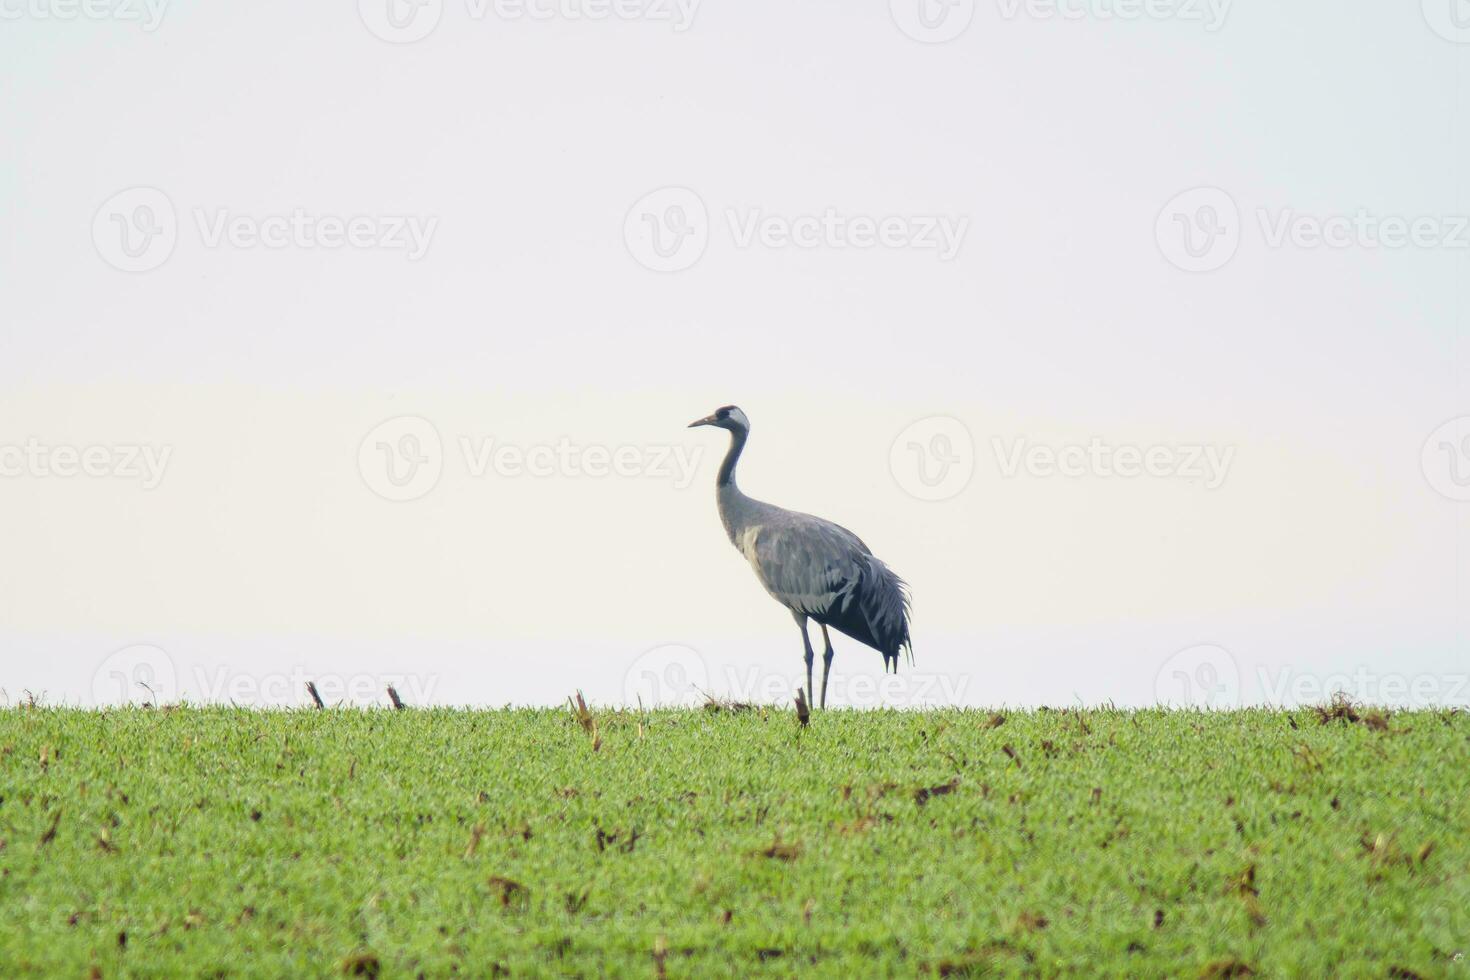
[{"xmin": 1, "ymin": 703, "xmax": 1466, "ymax": 977}]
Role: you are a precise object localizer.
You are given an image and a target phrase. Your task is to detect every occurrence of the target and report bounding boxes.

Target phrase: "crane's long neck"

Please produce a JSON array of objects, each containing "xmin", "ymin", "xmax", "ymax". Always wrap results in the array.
[
  {"xmin": 717, "ymin": 427, "xmax": 747, "ymax": 489},
  {"xmin": 715, "ymin": 427, "xmax": 753, "ymax": 545}
]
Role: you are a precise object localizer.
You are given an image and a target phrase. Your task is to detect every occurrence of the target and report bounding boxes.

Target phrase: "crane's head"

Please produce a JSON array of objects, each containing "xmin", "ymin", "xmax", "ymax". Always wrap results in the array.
[{"xmin": 687, "ymin": 405, "xmax": 749, "ymax": 432}]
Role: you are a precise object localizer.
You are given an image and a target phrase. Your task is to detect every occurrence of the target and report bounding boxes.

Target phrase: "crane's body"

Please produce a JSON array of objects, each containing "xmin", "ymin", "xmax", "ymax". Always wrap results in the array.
[{"xmin": 689, "ymin": 405, "xmax": 912, "ymax": 708}]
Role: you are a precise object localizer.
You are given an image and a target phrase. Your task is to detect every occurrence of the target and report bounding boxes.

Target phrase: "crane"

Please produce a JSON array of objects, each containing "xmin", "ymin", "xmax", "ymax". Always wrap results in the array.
[{"xmin": 688, "ymin": 405, "xmax": 912, "ymax": 709}]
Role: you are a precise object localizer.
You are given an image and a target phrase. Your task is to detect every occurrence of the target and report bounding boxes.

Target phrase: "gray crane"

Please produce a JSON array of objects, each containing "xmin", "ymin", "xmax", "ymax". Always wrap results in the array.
[{"xmin": 688, "ymin": 405, "xmax": 912, "ymax": 709}]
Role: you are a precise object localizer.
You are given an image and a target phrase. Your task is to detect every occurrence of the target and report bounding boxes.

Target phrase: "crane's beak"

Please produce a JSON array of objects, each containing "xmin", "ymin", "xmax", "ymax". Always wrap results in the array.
[{"xmin": 687, "ymin": 414, "xmax": 717, "ymax": 428}]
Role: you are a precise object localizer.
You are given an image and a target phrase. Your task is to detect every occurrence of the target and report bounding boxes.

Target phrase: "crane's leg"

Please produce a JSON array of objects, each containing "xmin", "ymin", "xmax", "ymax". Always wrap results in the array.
[
  {"xmin": 819, "ymin": 624, "xmax": 835, "ymax": 710},
  {"xmin": 793, "ymin": 611, "xmax": 814, "ymax": 707}
]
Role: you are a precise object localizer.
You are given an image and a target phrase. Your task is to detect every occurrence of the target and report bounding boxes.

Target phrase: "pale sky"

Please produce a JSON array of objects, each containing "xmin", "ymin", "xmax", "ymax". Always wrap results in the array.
[{"xmin": 1, "ymin": 0, "xmax": 1466, "ymax": 709}]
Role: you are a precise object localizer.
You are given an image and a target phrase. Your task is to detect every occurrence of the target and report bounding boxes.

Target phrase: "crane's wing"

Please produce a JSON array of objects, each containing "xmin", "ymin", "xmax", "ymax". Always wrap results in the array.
[
  {"xmin": 738, "ymin": 514, "xmax": 870, "ymax": 619},
  {"xmin": 738, "ymin": 511, "xmax": 913, "ymax": 661}
]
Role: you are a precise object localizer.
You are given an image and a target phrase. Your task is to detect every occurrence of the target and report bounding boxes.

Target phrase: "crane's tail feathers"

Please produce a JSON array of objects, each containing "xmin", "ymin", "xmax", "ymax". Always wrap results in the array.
[
  {"xmin": 860, "ymin": 557, "xmax": 912, "ymax": 672},
  {"xmin": 893, "ymin": 578, "xmax": 905, "ymax": 669}
]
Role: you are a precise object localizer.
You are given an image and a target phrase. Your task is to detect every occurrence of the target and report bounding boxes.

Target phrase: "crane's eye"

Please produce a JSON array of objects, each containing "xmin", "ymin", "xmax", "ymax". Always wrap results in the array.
[{"xmin": 716, "ymin": 409, "xmax": 729, "ymax": 420}]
